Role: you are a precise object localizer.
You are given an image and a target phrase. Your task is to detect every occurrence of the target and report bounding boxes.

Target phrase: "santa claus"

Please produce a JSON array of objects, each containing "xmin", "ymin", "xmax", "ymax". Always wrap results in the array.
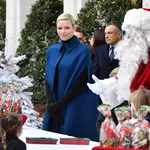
[{"xmin": 88, "ymin": 8, "xmax": 150, "ymax": 108}]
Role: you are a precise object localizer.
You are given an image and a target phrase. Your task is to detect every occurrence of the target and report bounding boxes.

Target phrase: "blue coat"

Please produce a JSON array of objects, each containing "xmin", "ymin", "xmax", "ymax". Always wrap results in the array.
[{"xmin": 42, "ymin": 36, "xmax": 99, "ymax": 141}]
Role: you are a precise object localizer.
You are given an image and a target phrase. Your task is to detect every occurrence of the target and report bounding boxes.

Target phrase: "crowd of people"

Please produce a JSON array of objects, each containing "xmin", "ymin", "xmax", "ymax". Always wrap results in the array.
[
  {"xmin": 0, "ymin": 7, "xmax": 150, "ymax": 150},
  {"xmin": 42, "ymin": 7, "xmax": 150, "ymax": 143}
]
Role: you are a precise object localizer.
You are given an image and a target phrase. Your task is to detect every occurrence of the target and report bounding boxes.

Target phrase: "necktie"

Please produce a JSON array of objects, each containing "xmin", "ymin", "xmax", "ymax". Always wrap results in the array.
[{"xmin": 110, "ymin": 46, "xmax": 114, "ymax": 61}]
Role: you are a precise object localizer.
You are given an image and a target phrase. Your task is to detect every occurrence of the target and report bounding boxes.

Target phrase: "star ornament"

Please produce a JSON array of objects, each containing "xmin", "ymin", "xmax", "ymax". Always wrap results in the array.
[{"xmin": 131, "ymin": 0, "xmax": 137, "ymax": 5}]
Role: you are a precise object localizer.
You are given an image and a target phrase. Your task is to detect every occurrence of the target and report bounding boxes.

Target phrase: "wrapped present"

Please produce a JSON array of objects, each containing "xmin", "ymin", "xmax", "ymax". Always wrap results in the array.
[
  {"xmin": 0, "ymin": 82, "xmax": 21, "ymax": 115},
  {"xmin": 148, "ymin": 128, "xmax": 150, "ymax": 149},
  {"xmin": 26, "ymin": 137, "xmax": 58, "ymax": 144},
  {"xmin": 115, "ymin": 106, "xmax": 132, "ymax": 148},
  {"xmin": 97, "ymin": 104, "xmax": 118, "ymax": 147},
  {"xmin": 131, "ymin": 105, "xmax": 150, "ymax": 149},
  {"xmin": 60, "ymin": 138, "xmax": 90, "ymax": 145}
]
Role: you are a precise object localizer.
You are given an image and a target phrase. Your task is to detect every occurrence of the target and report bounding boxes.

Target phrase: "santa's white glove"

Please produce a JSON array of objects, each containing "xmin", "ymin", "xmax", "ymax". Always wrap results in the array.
[{"xmin": 87, "ymin": 75, "xmax": 105, "ymax": 95}]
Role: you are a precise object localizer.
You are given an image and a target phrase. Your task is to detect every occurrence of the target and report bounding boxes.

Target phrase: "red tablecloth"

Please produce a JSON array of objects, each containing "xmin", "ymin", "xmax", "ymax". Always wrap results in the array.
[{"xmin": 92, "ymin": 146, "xmax": 149, "ymax": 150}]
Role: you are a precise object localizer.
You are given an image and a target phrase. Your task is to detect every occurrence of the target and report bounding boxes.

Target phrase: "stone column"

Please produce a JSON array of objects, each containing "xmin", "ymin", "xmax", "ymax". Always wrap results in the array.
[
  {"xmin": 6, "ymin": 0, "xmax": 36, "ymax": 57},
  {"xmin": 143, "ymin": 0, "xmax": 150, "ymax": 7},
  {"xmin": 63, "ymin": 0, "xmax": 87, "ymax": 19}
]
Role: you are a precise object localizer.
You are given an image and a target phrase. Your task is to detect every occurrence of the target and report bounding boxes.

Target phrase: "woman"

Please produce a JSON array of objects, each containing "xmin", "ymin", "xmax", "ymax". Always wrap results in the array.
[
  {"xmin": 42, "ymin": 13, "xmax": 99, "ymax": 141},
  {"xmin": 90, "ymin": 28, "xmax": 106, "ymax": 65}
]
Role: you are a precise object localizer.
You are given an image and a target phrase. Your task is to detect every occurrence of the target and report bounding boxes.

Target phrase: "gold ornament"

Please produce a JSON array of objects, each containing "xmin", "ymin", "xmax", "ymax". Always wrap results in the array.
[{"xmin": 131, "ymin": 0, "xmax": 137, "ymax": 5}]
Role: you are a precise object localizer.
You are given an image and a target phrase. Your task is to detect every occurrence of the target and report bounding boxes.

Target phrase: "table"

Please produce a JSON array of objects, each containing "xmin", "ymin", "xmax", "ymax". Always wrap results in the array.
[{"xmin": 20, "ymin": 126, "xmax": 100, "ymax": 150}]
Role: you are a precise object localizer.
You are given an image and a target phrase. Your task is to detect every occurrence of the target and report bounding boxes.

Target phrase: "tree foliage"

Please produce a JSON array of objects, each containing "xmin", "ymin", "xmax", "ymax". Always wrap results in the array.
[
  {"xmin": 76, "ymin": 0, "xmax": 142, "ymax": 43},
  {"xmin": 0, "ymin": 0, "xmax": 6, "ymax": 50},
  {"xmin": 17, "ymin": 0, "xmax": 63, "ymax": 104},
  {"xmin": 16, "ymin": 0, "xmax": 142, "ymax": 105}
]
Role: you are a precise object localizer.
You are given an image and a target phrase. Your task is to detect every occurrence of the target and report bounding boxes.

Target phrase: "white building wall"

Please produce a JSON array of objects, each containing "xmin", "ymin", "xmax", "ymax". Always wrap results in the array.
[
  {"xmin": 6, "ymin": 0, "xmax": 149, "ymax": 56},
  {"xmin": 6, "ymin": 0, "xmax": 36, "ymax": 57},
  {"xmin": 6, "ymin": 0, "xmax": 87, "ymax": 56},
  {"xmin": 64, "ymin": 0, "xmax": 87, "ymax": 19},
  {"xmin": 142, "ymin": 0, "xmax": 150, "ymax": 8}
]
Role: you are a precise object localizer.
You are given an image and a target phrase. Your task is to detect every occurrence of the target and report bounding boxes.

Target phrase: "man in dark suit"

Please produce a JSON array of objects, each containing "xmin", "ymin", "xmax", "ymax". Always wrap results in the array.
[
  {"xmin": 94, "ymin": 23, "xmax": 121, "ymax": 79},
  {"xmin": 93, "ymin": 23, "xmax": 128, "ymax": 134}
]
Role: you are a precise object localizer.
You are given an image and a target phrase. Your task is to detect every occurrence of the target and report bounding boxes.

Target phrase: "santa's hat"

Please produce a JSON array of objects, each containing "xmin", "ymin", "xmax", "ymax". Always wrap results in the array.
[{"xmin": 122, "ymin": 8, "xmax": 150, "ymax": 31}]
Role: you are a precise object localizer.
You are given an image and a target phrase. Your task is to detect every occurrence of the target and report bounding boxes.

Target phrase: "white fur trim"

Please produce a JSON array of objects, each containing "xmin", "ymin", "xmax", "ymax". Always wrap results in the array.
[
  {"xmin": 115, "ymin": 27, "xmax": 149, "ymax": 102},
  {"xmin": 122, "ymin": 8, "xmax": 150, "ymax": 30},
  {"xmin": 113, "ymin": 8, "xmax": 150, "ymax": 102}
]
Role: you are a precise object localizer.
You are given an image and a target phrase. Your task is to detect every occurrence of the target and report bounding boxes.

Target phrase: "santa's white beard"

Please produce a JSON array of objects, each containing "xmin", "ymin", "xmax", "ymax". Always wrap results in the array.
[{"xmin": 115, "ymin": 28, "xmax": 149, "ymax": 102}]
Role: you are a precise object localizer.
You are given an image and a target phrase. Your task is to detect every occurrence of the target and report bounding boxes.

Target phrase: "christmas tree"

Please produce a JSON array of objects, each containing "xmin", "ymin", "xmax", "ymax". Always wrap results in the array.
[
  {"xmin": 17, "ymin": 0, "xmax": 63, "ymax": 104},
  {"xmin": 0, "ymin": 45, "xmax": 43, "ymax": 129}
]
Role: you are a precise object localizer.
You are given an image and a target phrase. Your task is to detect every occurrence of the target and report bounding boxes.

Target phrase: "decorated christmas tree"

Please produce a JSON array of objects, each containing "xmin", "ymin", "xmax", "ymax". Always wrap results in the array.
[{"xmin": 0, "ymin": 45, "xmax": 43, "ymax": 128}]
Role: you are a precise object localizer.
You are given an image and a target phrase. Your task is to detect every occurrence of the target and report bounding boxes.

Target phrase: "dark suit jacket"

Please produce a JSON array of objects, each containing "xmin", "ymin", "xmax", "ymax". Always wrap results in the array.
[
  {"xmin": 94, "ymin": 44, "xmax": 119, "ymax": 79},
  {"xmin": 93, "ymin": 44, "xmax": 122, "ymax": 134}
]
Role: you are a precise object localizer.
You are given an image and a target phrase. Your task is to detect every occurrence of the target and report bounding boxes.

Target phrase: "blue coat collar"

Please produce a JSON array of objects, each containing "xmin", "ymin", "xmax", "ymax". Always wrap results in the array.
[{"xmin": 58, "ymin": 36, "xmax": 80, "ymax": 52}]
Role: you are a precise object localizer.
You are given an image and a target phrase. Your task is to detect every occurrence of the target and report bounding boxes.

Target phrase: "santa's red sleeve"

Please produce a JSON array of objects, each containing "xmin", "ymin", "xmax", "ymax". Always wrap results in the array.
[{"xmin": 130, "ymin": 51, "xmax": 150, "ymax": 92}]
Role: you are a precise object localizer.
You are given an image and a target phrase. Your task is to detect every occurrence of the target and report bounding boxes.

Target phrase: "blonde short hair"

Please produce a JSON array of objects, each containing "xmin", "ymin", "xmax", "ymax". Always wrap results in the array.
[
  {"xmin": 129, "ymin": 87, "xmax": 150, "ymax": 111},
  {"xmin": 57, "ymin": 13, "xmax": 75, "ymax": 26}
]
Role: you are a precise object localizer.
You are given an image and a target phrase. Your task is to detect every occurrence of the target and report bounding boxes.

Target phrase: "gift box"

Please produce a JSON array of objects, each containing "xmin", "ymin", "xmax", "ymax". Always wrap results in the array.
[
  {"xmin": 0, "ymin": 82, "xmax": 21, "ymax": 115},
  {"xmin": 26, "ymin": 137, "xmax": 58, "ymax": 144},
  {"xmin": 60, "ymin": 138, "xmax": 90, "ymax": 145}
]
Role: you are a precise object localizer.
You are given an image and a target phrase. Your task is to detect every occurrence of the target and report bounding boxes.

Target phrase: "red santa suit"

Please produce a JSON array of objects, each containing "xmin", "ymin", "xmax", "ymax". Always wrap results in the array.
[
  {"xmin": 87, "ymin": 8, "xmax": 150, "ymax": 108},
  {"xmin": 130, "ymin": 51, "xmax": 150, "ymax": 92}
]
